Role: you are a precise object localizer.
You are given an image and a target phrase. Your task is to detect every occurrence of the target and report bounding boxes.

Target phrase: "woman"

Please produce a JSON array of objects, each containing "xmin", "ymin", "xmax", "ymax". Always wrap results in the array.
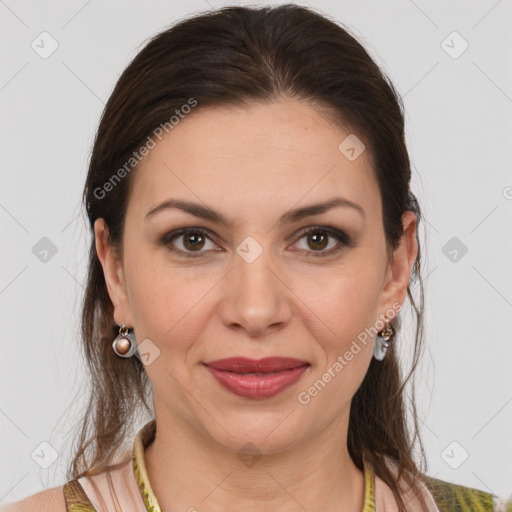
[{"xmin": 5, "ymin": 4, "xmax": 497, "ymax": 511}]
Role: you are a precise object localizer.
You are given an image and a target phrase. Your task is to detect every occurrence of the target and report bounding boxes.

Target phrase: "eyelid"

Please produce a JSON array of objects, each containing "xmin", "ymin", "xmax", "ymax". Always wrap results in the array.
[{"xmin": 292, "ymin": 225, "xmax": 349, "ymax": 244}]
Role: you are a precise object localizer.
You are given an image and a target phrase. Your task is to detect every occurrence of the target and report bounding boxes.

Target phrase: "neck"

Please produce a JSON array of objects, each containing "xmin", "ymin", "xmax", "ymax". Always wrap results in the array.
[{"xmin": 143, "ymin": 400, "xmax": 365, "ymax": 512}]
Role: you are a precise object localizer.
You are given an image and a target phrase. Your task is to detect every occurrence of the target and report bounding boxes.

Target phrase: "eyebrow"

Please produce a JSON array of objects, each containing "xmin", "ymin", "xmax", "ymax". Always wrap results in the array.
[{"xmin": 145, "ymin": 196, "xmax": 365, "ymax": 225}]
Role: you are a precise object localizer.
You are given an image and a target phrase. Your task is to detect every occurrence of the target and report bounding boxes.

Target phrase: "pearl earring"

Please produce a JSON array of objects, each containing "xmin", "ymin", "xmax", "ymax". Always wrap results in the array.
[{"xmin": 112, "ymin": 324, "xmax": 137, "ymax": 358}]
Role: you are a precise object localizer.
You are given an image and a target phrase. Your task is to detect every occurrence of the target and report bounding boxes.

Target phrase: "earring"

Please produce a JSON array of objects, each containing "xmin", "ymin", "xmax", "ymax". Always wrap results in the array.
[
  {"xmin": 373, "ymin": 319, "xmax": 394, "ymax": 361},
  {"xmin": 112, "ymin": 324, "xmax": 137, "ymax": 358}
]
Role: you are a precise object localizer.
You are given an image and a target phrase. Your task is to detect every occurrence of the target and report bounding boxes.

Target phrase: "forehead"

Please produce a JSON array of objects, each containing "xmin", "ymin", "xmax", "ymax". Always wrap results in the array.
[{"xmin": 128, "ymin": 99, "xmax": 380, "ymax": 226}]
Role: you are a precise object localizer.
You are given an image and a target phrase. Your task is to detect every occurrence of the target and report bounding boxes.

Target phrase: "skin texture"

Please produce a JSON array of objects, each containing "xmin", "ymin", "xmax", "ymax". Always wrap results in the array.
[
  {"xmin": 94, "ymin": 98, "xmax": 418, "ymax": 512},
  {"xmin": 1, "ymin": 485, "xmax": 66, "ymax": 512}
]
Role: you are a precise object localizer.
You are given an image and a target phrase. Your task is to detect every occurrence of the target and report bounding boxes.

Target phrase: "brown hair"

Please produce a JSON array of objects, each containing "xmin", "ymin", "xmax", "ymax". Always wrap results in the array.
[{"xmin": 70, "ymin": 5, "xmax": 428, "ymax": 510}]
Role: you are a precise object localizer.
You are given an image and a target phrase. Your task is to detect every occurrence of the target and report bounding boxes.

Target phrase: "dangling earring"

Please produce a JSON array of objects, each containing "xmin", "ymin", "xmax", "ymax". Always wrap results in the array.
[
  {"xmin": 112, "ymin": 324, "xmax": 137, "ymax": 358},
  {"xmin": 373, "ymin": 319, "xmax": 394, "ymax": 361}
]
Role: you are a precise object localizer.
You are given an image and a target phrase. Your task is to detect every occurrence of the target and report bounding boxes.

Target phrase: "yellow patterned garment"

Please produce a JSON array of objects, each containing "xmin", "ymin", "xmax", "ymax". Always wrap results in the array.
[{"xmin": 62, "ymin": 419, "xmax": 496, "ymax": 511}]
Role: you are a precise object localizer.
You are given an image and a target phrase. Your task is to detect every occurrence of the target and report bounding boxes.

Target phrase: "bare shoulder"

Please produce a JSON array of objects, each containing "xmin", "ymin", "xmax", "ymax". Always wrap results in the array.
[{"xmin": 0, "ymin": 485, "xmax": 66, "ymax": 512}]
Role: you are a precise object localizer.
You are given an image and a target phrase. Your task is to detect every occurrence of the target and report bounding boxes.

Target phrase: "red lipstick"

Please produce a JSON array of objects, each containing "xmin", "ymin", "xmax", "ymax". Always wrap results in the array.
[{"xmin": 203, "ymin": 357, "xmax": 309, "ymax": 399}]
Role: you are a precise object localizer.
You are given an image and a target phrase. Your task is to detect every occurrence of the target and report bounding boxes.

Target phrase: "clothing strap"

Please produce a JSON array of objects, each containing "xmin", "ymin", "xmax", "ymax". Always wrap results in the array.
[{"xmin": 63, "ymin": 479, "xmax": 96, "ymax": 512}]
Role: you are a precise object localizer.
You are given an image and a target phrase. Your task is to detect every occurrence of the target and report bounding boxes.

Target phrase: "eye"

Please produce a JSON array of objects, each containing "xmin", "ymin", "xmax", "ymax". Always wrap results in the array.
[
  {"xmin": 291, "ymin": 226, "xmax": 349, "ymax": 257},
  {"xmin": 159, "ymin": 226, "xmax": 351, "ymax": 258},
  {"xmin": 160, "ymin": 227, "xmax": 218, "ymax": 257}
]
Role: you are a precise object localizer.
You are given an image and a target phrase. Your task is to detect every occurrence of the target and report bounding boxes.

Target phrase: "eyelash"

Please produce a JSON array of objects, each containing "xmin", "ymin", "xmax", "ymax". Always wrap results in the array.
[{"xmin": 159, "ymin": 226, "xmax": 351, "ymax": 259}]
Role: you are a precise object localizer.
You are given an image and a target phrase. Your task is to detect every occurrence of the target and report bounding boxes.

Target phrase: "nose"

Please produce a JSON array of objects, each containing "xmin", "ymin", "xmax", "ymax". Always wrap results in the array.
[{"xmin": 220, "ymin": 241, "xmax": 292, "ymax": 338}]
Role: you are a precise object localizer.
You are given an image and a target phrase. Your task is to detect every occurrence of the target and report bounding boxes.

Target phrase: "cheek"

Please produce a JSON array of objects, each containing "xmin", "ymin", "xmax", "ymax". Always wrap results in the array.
[
  {"xmin": 298, "ymin": 270, "xmax": 381, "ymax": 404},
  {"xmin": 295, "ymin": 259, "xmax": 383, "ymax": 348},
  {"xmin": 295, "ymin": 277, "xmax": 378, "ymax": 416},
  {"xmin": 125, "ymin": 251, "xmax": 217, "ymax": 349}
]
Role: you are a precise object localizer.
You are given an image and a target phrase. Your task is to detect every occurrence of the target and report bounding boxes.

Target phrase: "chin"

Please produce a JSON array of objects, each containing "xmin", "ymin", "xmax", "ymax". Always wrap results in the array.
[{"xmin": 203, "ymin": 415, "xmax": 306, "ymax": 455}]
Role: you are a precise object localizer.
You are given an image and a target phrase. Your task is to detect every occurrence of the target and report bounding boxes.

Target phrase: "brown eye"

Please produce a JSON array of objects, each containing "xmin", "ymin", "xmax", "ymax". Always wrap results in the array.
[
  {"xmin": 182, "ymin": 232, "xmax": 206, "ymax": 251},
  {"xmin": 306, "ymin": 231, "xmax": 329, "ymax": 251},
  {"xmin": 160, "ymin": 228, "xmax": 217, "ymax": 257},
  {"xmin": 293, "ymin": 226, "xmax": 350, "ymax": 257},
  {"xmin": 160, "ymin": 226, "xmax": 350, "ymax": 259}
]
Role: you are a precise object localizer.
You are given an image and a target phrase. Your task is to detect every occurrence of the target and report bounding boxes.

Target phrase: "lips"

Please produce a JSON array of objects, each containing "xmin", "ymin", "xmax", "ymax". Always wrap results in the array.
[
  {"xmin": 203, "ymin": 357, "xmax": 309, "ymax": 374},
  {"xmin": 203, "ymin": 357, "xmax": 310, "ymax": 399}
]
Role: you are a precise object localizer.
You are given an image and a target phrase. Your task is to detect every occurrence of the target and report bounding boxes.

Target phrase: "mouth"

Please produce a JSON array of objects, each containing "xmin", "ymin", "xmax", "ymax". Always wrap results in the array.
[{"xmin": 203, "ymin": 357, "xmax": 310, "ymax": 399}]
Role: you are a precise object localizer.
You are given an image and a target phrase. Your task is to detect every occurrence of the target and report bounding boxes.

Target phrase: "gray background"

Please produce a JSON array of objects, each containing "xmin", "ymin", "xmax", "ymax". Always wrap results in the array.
[{"xmin": 1, "ymin": 0, "xmax": 511, "ymax": 506}]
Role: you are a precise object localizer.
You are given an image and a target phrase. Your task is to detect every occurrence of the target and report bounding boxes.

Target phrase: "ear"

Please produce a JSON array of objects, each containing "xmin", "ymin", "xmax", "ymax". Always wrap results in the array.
[
  {"xmin": 377, "ymin": 210, "xmax": 419, "ymax": 317},
  {"xmin": 94, "ymin": 218, "xmax": 134, "ymax": 327}
]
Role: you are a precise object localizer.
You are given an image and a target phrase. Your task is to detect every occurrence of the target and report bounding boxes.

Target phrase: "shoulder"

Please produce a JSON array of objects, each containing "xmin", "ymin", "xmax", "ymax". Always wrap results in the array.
[
  {"xmin": 422, "ymin": 475, "xmax": 497, "ymax": 511},
  {"xmin": 0, "ymin": 485, "xmax": 66, "ymax": 512}
]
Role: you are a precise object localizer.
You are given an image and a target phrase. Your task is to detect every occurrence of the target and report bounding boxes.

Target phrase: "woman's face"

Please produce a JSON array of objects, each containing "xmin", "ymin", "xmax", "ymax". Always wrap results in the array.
[{"xmin": 96, "ymin": 98, "xmax": 417, "ymax": 453}]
